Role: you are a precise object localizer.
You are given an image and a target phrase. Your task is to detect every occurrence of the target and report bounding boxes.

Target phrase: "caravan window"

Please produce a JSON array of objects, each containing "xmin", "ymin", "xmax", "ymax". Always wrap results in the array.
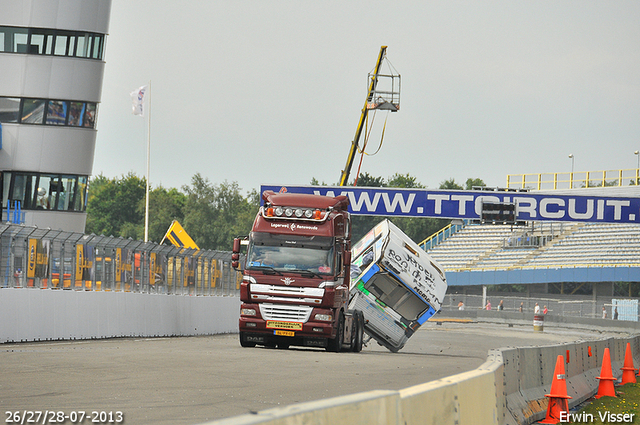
[{"xmin": 363, "ymin": 272, "xmax": 429, "ymax": 321}]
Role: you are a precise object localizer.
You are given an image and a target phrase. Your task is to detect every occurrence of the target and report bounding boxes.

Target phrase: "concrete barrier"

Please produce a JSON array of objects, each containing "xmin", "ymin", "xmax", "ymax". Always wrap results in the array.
[
  {"xmin": 208, "ymin": 390, "xmax": 400, "ymax": 425},
  {"xmin": 400, "ymin": 361, "xmax": 503, "ymax": 425},
  {"xmin": 200, "ymin": 321, "xmax": 640, "ymax": 425},
  {"xmin": 0, "ymin": 288, "xmax": 240, "ymax": 342}
]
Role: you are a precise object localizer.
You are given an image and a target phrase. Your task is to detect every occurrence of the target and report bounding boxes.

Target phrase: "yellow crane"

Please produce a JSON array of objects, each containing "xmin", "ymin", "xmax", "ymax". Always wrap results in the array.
[
  {"xmin": 160, "ymin": 220, "xmax": 199, "ymax": 250},
  {"xmin": 338, "ymin": 46, "xmax": 400, "ymax": 186}
]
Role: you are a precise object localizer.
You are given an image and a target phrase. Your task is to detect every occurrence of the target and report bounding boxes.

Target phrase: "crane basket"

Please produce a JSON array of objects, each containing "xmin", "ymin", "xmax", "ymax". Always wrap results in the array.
[{"xmin": 366, "ymin": 58, "xmax": 400, "ymax": 112}]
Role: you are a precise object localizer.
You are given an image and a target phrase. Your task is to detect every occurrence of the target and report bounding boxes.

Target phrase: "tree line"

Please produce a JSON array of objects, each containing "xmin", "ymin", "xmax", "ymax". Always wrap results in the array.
[{"xmin": 85, "ymin": 172, "xmax": 484, "ymax": 251}]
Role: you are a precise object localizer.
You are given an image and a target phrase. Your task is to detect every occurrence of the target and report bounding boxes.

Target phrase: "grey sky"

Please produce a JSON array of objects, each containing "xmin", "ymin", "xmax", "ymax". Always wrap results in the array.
[{"xmin": 94, "ymin": 1, "xmax": 640, "ymax": 194}]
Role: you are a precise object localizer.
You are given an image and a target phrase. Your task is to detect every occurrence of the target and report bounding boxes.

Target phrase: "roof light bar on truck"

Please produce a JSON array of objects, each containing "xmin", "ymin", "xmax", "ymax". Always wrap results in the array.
[{"xmin": 261, "ymin": 205, "xmax": 328, "ymax": 222}]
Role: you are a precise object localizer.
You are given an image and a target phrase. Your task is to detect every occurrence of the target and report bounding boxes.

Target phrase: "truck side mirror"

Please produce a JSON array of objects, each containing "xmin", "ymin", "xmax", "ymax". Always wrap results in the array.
[{"xmin": 232, "ymin": 238, "xmax": 241, "ymax": 270}]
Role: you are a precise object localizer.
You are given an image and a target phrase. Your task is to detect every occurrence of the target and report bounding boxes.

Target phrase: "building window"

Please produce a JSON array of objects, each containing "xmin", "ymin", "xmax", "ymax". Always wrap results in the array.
[
  {"xmin": 83, "ymin": 104, "xmax": 96, "ymax": 128},
  {"xmin": 30, "ymin": 33, "xmax": 46, "ymax": 54},
  {"xmin": 69, "ymin": 102, "xmax": 84, "ymax": 126},
  {"xmin": 46, "ymin": 100, "xmax": 68, "ymax": 125},
  {"xmin": 1, "ymin": 97, "xmax": 97, "ymax": 128},
  {"xmin": 0, "ymin": 26, "xmax": 105, "ymax": 60},
  {"xmin": 21, "ymin": 99, "xmax": 46, "ymax": 124},
  {"xmin": 11, "ymin": 173, "xmax": 37, "ymax": 209},
  {"xmin": 13, "ymin": 30, "xmax": 29, "ymax": 53},
  {"xmin": 74, "ymin": 176, "xmax": 88, "ymax": 211},
  {"xmin": 2, "ymin": 172, "xmax": 88, "ymax": 212},
  {"xmin": 0, "ymin": 98, "xmax": 20, "ymax": 122}
]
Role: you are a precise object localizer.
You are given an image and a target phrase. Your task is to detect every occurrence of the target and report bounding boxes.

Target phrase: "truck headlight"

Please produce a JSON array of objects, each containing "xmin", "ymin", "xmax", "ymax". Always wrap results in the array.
[
  {"xmin": 241, "ymin": 308, "xmax": 257, "ymax": 316},
  {"xmin": 314, "ymin": 313, "xmax": 332, "ymax": 321}
]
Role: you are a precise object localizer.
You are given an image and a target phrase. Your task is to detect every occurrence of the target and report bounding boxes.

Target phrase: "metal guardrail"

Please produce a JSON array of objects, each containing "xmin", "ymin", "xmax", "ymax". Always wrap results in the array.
[
  {"xmin": 0, "ymin": 223, "xmax": 241, "ymax": 296},
  {"xmin": 506, "ymin": 168, "xmax": 640, "ymax": 190},
  {"xmin": 442, "ymin": 262, "xmax": 640, "ymax": 272},
  {"xmin": 442, "ymin": 293, "xmax": 639, "ymax": 321}
]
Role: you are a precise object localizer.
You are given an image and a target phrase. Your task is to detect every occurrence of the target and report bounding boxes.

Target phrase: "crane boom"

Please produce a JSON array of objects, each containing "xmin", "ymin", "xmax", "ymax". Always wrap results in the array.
[{"xmin": 338, "ymin": 46, "xmax": 388, "ymax": 187}]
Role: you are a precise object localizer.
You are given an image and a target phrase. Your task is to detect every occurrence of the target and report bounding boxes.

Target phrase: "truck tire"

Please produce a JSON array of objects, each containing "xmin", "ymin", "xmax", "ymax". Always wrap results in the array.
[
  {"xmin": 352, "ymin": 311, "xmax": 364, "ymax": 353},
  {"xmin": 239, "ymin": 332, "xmax": 256, "ymax": 348},
  {"xmin": 326, "ymin": 311, "xmax": 344, "ymax": 352}
]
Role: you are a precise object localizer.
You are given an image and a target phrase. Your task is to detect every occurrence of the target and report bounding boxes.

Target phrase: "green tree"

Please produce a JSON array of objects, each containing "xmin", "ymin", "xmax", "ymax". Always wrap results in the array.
[
  {"xmin": 85, "ymin": 173, "xmax": 146, "ymax": 237},
  {"xmin": 310, "ymin": 177, "xmax": 328, "ymax": 186},
  {"xmin": 387, "ymin": 173, "xmax": 447, "ymax": 244},
  {"xmin": 182, "ymin": 173, "xmax": 218, "ymax": 249},
  {"xmin": 86, "ymin": 173, "xmax": 187, "ymax": 242},
  {"xmin": 352, "ymin": 172, "xmax": 385, "ymax": 187},
  {"xmin": 211, "ymin": 181, "xmax": 258, "ymax": 249},
  {"xmin": 465, "ymin": 178, "xmax": 486, "ymax": 190},
  {"xmin": 439, "ymin": 178, "xmax": 463, "ymax": 190},
  {"xmin": 387, "ymin": 173, "xmax": 424, "ymax": 189},
  {"xmin": 182, "ymin": 174, "xmax": 258, "ymax": 250},
  {"xmin": 147, "ymin": 186, "xmax": 187, "ymax": 243}
]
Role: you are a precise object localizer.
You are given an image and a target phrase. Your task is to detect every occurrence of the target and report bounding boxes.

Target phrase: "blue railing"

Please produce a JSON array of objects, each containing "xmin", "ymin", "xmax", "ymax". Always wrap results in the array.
[
  {"xmin": 419, "ymin": 220, "xmax": 467, "ymax": 251},
  {"xmin": 4, "ymin": 201, "xmax": 25, "ymax": 224}
]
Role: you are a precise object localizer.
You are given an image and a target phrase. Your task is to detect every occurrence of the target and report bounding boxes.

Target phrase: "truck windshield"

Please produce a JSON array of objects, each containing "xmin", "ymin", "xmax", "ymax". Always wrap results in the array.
[
  {"xmin": 363, "ymin": 272, "xmax": 429, "ymax": 321},
  {"xmin": 246, "ymin": 232, "xmax": 335, "ymax": 276}
]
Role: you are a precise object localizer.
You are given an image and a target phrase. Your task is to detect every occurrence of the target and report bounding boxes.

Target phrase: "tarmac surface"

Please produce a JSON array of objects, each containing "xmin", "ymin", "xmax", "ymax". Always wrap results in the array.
[{"xmin": 0, "ymin": 322, "xmax": 626, "ymax": 425}]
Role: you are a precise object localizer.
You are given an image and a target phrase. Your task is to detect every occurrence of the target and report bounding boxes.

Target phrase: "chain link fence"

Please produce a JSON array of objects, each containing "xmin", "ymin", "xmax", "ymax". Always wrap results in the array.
[{"xmin": 0, "ymin": 223, "xmax": 241, "ymax": 296}]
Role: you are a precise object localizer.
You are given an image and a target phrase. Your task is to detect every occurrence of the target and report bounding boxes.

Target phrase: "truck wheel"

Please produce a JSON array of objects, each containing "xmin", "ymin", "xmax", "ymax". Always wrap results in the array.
[
  {"xmin": 239, "ymin": 332, "xmax": 256, "ymax": 348},
  {"xmin": 326, "ymin": 311, "xmax": 344, "ymax": 352},
  {"xmin": 352, "ymin": 311, "xmax": 364, "ymax": 353}
]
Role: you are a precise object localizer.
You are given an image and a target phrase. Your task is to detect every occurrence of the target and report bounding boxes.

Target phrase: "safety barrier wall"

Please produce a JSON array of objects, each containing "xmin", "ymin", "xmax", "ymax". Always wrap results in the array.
[
  {"xmin": 0, "ymin": 222, "xmax": 243, "ymax": 343},
  {"xmin": 0, "ymin": 288, "xmax": 240, "ymax": 343},
  {"xmin": 204, "ymin": 319, "xmax": 640, "ymax": 425}
]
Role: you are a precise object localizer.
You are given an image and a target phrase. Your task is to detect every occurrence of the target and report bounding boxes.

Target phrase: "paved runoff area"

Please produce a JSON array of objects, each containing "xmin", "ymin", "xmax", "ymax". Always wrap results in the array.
[{"xmin": 0, "ymin": 322, "xmax": 628, "ymax": 425}]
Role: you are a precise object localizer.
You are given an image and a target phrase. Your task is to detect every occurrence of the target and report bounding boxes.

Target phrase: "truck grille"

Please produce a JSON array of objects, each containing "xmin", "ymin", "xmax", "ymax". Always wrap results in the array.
[
  {"xmin": 251, "ymin": 283, "xmax": 324, "ymax": 298},
  {"xmin": 259, "ymin": 304, "xmax": 313, "ymax": 322}
]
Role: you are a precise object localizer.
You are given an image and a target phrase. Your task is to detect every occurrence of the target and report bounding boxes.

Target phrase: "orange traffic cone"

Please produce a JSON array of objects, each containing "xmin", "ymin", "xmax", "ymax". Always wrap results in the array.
[
  {"xmin": 620, "ymin": 342, "xmax": 637, "ymax": 385},
  {"xmin": 539, "ymin": 355, "xmax": 572, "ymax": 424},
  {"xmin": 595, "ymin": 347, "xmax": 617, "ymax": 398}
]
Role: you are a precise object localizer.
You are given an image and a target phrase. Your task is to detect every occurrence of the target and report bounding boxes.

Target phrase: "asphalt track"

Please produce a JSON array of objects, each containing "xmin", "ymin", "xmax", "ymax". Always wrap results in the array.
[{"xmin": 0, "ymin": 322, "xmax": 625, "ymax": 425}]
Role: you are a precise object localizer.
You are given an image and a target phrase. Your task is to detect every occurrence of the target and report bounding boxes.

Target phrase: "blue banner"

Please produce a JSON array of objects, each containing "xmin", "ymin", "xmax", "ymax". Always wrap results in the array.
[{"xmin": 260, "ymin": 185, "xmax": 640, "ymax": 224}]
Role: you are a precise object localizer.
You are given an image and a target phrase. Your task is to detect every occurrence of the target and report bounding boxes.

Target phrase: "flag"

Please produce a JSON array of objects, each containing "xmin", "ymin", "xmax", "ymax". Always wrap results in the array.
[{"xmin": 130, "ymin": 85, "xmax": 148, "ymax": 116}]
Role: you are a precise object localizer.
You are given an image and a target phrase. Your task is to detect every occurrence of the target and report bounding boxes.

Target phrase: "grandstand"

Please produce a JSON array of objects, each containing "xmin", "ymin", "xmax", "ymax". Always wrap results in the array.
[
  {"xmin": 420, "ymin": 170, "xmax": 640, "ymax": 315},
  {"xmin": 426, "ymin": 221, "xmax": 640, "ymax": 271}
]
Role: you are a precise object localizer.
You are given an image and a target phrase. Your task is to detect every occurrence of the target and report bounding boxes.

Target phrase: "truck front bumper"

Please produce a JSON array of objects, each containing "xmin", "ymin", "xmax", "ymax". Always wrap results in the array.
[{"xmin": 239, "ymin": 303, "xmax": 336, "ymax": 341}]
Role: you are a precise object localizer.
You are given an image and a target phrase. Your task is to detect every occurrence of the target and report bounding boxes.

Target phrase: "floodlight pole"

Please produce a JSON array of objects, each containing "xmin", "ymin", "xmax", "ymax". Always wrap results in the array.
[
  {"xmin": 635, "ymin": 151, "xmax": 639, "ymax": 185},
  {"xmin": 568, "ymin": 154, "xmax": 574, "ymax": 189},
  {"xmin": 144, "ymin": 81, "xmax": 151, "ymax": 243}
]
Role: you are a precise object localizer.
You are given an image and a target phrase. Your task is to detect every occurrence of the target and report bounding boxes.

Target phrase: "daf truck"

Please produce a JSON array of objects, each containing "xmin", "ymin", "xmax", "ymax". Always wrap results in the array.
[
  {"xmin": 233, "ymin": 190, "xmax": 364, "ymax": 352},
  {"xmin": 232, "ymin": 191, "xmax": 447, "ymax": 353}
]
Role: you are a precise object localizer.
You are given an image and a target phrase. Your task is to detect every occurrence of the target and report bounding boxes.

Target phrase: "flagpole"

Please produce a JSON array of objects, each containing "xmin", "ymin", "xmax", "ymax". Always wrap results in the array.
[{"xmin": 144, "ymin": 80, "xmax": 151, "ymax": 243}]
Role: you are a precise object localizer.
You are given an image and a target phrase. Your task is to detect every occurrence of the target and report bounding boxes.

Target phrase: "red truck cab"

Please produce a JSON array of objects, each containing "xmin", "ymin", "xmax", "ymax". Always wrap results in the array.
[{"xmin": 234, "ymin": 190, "xmax": 362, "ymax": 351}]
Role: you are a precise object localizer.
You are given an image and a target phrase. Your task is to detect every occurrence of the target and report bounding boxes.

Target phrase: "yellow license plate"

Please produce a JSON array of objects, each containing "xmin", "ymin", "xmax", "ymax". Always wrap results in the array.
[
  {"xmin": 274, "ymin": 330, "xmax": 295, "ymax": 337},
  {"xmin": 266, "ymin": 321, "xmax": 303, "ymax": 331}
]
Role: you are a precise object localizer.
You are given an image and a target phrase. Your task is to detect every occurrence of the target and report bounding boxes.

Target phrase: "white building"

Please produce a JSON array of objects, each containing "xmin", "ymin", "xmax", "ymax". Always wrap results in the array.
[{"xmin": 0, "ymin": 0, "xmax": 112, "ymax": 232}]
